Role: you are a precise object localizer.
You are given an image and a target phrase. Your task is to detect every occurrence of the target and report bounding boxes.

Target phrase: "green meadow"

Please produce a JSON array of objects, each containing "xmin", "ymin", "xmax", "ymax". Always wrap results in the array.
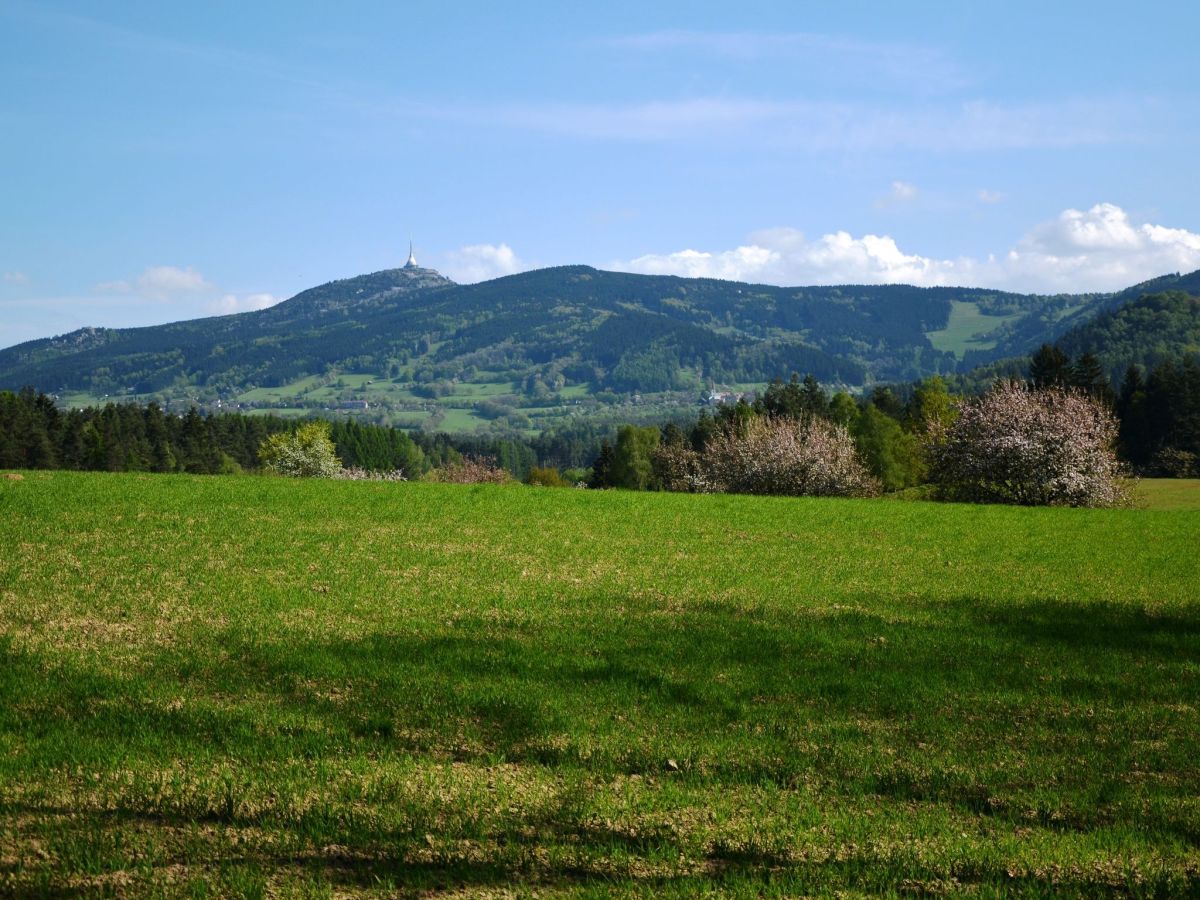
[
  {"xmin": 925, "ymin": 301, "xmax": 1023, "ymax": 357},
  {"xmin": 1, "ymin": 472, "xmax": 1198, "ymax": 895},
  {"xmin": 1136, "ymin": 478, "xmax": 1200, "ymax": 512}
]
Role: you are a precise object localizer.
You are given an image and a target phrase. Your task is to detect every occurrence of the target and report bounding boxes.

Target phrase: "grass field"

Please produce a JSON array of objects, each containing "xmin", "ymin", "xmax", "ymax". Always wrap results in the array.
[
  {"xmin": 433, "ymin": 407, "xmax": 491, "ymax": 433},
  {"xmin": 1, "ymin": 472, "xmax": 1198, "ymax": 895},
  {"xmin": 1137, "ymin": 478, "xmax": 1200, "ymax": 511}
]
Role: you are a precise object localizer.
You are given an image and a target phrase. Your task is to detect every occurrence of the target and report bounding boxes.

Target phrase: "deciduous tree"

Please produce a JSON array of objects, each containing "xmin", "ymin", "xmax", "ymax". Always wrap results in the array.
[
  {"xmin": 929, "ymin": 381, "xmax": 1129, "ymax": 507},
  {"xmin": 258, "ymin": 421, "xmax": 342, "ymax": 477}
]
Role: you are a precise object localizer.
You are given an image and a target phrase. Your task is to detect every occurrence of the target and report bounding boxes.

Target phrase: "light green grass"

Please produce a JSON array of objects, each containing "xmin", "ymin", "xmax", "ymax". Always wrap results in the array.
[
  {"xmin": 57, "ymin": 391, "xmax": 106, "ymax": 408},
  {"xmin": 1, "ymin": 472, "xmax": 1198, "ymax": 895},
  {"xmin": 334, "ymin": 374, "xmax": 376, "ymax": 389},
  {"xmin": 450, "ymin": 381, "xmax": 520, "ymax": 398},
  {"xmin": 387, "ymin": 412, "xmax": 434, "ymax": 428},
  {"xmin": 239, "ymin": 374, "xmax": 391, "ymax": 405},
  {"xmin": 1138, "ymin": 478, "xmax": 1200, "ymax": 511},
  {"xmin": 237, "ymin": 375, "xmax": 327, "ymax": 403},
  {"xmin": 244, "ymin": 407, "xmax": 307, "ymax": 418},
  {"xmin": 926, "ymin": 301, "xmax": 1023, "ymax": 357},
  {"xmin": 435, "ymin": 407, "xmax": 488, "ymax": 432},
  {"xmin": 726, "ymin": 381, "xmax": 769, "ymax": 394}
]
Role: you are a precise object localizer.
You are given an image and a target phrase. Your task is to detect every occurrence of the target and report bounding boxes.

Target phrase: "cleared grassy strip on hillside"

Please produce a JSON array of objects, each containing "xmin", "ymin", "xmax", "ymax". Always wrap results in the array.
[
  {"xmin": 1, "ymin": 473, "xmax": 1198, "ymax": 895},
  {"xmin": 926, "ymin": 300, "xmax": 1023, "ymax": 358}
]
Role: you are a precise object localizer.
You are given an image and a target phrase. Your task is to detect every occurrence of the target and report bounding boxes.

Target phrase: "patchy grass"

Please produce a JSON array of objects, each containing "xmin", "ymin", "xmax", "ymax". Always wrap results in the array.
[{"xmin": 1, "ymin": 472, "xmax": 1198, "ymax": 895}]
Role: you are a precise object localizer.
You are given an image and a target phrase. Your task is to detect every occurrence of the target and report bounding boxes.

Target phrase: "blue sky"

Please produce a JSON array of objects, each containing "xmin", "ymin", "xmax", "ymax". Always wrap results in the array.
[{"xmin": 2, "ymin": 0, "xmax": 1199, "ymax": 348}]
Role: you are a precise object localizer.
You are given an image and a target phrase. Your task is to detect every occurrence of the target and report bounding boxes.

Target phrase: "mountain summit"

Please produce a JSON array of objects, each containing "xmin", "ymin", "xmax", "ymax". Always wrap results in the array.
[{"xmin": 267, "ymin": 264, "xmax": 454, "ymax": 317}]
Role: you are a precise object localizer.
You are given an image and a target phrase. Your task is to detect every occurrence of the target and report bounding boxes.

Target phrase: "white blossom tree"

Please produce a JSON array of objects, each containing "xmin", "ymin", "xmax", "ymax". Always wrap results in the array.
[{"xmin": 258, "ymin": 421, "xmax": 342, "ymax": 478}]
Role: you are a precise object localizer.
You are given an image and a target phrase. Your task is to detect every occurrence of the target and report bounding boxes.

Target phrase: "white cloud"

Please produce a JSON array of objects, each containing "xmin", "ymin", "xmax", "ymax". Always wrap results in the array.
[
  {"xmin": 877, "ymin": 180, "xmax": 919, "ymax": 208},
  {"xmin": 623, "ymin": 245, "xmax": 780, "ymax": 281},
  {"xmin": 90, "ymin": 263, "xmax": 281, "ymax": 318},
  {"xmin": 443, "ymin": 243, "xmax": 527, "ymax": 283},
  {"xmin": 612, "ymin": 204, "xmax": 1200, "ymax": 294},
  {"xmin": 210, "ymin": 292, "xmax": 281, "ymax": 314},
  {"xmin": 96, "ymin": 265, "xmax": 212, "ymax": 301},
  {"xmin": 977, "ymin": 189, "xmax": 1005, "ymax": 204},
  {"xmin": 624, "ymin": 228, "xmax": 970, "ymax": 287},
  {"xmin": 2, "ymin": 262, "xmax": 280, "ymax": 347},
  {"xmin": 1001, "ymin": 203, "xmax": 1200, "ymax": 292},
  {"xmin": 3, "ymin": 271, "xmax": 30, "ymax": 285},
  {"xmin": 135, "ymin": 265, "xmax": 211, "ymax": 300}
]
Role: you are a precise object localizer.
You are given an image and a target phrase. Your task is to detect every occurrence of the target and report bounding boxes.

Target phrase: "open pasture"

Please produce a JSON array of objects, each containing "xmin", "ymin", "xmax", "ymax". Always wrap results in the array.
[{"xmin": 1, "ymin": 472, "xmax": 1198, "ymax": 895}]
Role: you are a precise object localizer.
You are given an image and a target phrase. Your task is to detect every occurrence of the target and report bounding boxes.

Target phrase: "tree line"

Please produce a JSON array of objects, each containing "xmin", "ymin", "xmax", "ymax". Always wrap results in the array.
[
  {"xmin": 3, "ymin": 345, "xmax": 1197, "ymax": 483},
  {"xmin": 0, "ymin": 387, "xmax": 604, "ymax": 479},
  {"xmin": 1026, "ymin": 345, "xmax": 1200, "ymax": 475},
  {"xmin": 588, "ymin": 373, "xmax": 950, "ymax": 493},
  {"xmin": 590, "ymin": 349, "xmax": 1200, "ymax": 491},
  {"xmin": 0, "ymin": 390, "xmax": 427, "ymax": 475}
]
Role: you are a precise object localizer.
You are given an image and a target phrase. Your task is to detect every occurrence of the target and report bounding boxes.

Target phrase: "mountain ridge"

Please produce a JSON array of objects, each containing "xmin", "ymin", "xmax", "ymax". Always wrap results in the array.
[{"xmin": 2, "ymin": 264, "xmax": 1197, "ymax": 431}]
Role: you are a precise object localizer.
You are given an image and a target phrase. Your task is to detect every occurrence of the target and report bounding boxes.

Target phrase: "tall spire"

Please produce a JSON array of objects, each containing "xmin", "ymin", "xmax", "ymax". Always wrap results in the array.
[{"xmin": 404, "ymin": 239, "xmax": 417, "ymax": 269}]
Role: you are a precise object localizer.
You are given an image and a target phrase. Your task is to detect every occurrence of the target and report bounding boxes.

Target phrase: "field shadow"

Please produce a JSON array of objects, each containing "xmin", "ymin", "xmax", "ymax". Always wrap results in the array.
[
  {"xmin": 5, "ymin": 593, "xmax": 1200, "ymax": 760},
  {"xmin": 3, "ymin": 593, "xmax": 1200, "ymax": 889},
  {"xmin": 976, "ymin": 598, "xmax": 1200, "ymax": 654}
]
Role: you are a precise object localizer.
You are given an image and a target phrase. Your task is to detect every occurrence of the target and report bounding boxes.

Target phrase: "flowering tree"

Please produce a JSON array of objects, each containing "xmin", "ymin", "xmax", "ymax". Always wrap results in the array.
[
  {"xmin": 333, "ymin": 467, "xmax": 407, "ymax": 481},
  {"xmin": 424, "ymin": 456, "xmax": 513, "ymax": 484},
  {"xmin": 656, "ymin": 416, "xmax": 878, "ymax": 498},
  {"xmin": 929, "ymin": 381, "xmax": 1130, "ymax": 507},
  {"xmin": 258, "ymin": 421, "xmax": 342, "ymax": 478}
]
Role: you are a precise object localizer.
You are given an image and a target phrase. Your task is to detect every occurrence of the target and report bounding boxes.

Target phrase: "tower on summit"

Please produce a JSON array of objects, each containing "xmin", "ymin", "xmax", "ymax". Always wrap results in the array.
[{"xmin": 404, "ymin": 240, "xmax": 418, "ymax": 269}]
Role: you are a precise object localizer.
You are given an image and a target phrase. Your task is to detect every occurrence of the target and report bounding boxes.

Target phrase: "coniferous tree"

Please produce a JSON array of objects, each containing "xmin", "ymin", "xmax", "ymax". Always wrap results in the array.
[
  {"xmin": 1069, "ymin": 352, "xmax": 1114, "ymax": 404},
  {"xmin": 589, "ymin": 441, "xmax": 615, "ymax": 488},
  {"xmin": 1029, "ymin": 344, "xmax": 1071, "ymax": 388},
  {"xmin": 1116, "ymin": 366, "xmax": 1150, "ymax": 465},
  {"xmin": 868, "ymin": 386, "xmax": 906, "ymax": 421}
]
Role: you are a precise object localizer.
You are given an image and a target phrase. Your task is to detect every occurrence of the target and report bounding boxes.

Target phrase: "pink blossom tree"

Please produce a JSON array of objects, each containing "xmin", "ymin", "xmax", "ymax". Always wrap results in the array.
[
  {"xmin": 929, "ymin": 381, "xmax": 1131, "ymax": 507},
  {"xmin": 655, "ymin": 416, "xmax": 878, "ymax": 498}
]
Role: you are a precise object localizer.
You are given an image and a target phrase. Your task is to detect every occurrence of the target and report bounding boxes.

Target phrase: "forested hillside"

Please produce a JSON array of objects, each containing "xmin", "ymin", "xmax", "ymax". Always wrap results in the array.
[
  {"xmin": 1055, "ymin": 291, "xmax": 1200, "ymax": 380},
  {"xmin": 2, "ymin": 264, "xmax": 1196, "ymax": 433}
]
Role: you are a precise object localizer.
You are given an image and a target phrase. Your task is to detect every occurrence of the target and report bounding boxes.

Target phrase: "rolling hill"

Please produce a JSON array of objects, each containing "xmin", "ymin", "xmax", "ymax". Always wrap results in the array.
[{"xmin": 2, "ymin": 264, "xmax": 1197, "ymax": 431}]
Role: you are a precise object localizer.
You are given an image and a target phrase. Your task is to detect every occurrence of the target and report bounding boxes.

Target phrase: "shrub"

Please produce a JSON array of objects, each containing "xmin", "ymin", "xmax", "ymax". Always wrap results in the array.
[
  {"xmin": 653, "ymin": 440, "xmax": 710, "ymax": 493},
  {"xmin": 656, "ymin": 416, "xmax": 879, "ymax": 498},
  {"xmin": 851, "ymin": 404, "xmax": 925, "ymax": 491},
  {"xmin": 333, "ymin": 467, "xmax": 408, "ymax": 481},
  {"xmin": 929, "ymin": 381, "xmax": 1131, "ymax": 507},
  {"xmin": 258, "ymin": 421, "xmax": 342, "ymax": 478},
  {"xmin": 424, "ymin": 456, "xmax": 513, "ymax": 485},
  {"xmin": 1149, "ymin": 447, "xmax": 1197, "ymax": 478},
  {"xmin": 527, "ymin": 466, "xmax": 569, "ymax": 487}
]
